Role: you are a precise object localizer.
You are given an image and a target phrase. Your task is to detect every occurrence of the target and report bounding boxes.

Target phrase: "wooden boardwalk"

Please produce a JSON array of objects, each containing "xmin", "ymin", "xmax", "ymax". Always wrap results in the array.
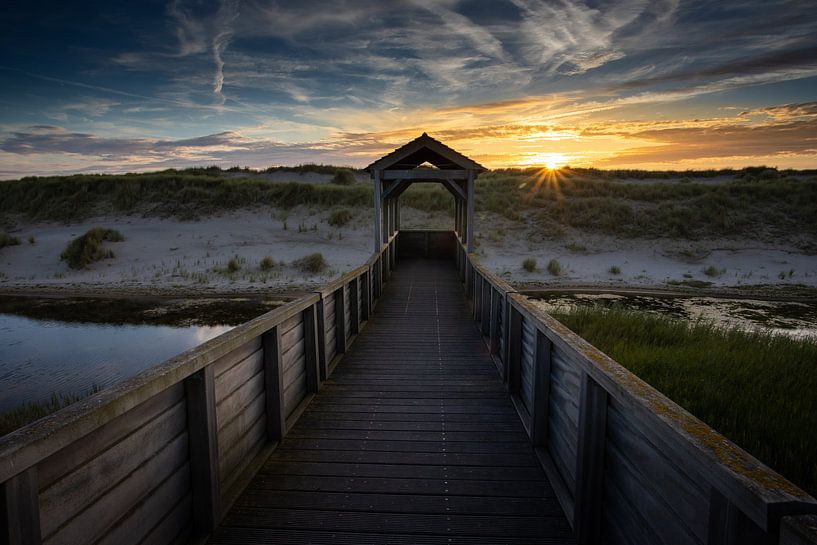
[{"xmin": 210, "ymin": 258, "xmax": 574, "ymax": 544}]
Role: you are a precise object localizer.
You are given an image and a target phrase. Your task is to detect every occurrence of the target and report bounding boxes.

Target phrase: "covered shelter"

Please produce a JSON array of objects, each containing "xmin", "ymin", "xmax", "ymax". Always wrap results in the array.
[{"xmin": 364, "ymin": 133, "xmax": 486, "ymax": 253}]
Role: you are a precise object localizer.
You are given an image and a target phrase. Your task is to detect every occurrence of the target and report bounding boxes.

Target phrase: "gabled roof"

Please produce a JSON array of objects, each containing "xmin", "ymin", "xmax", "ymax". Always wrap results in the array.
[{"xmin": 365, "ymin": 133, "xmax": 486, "ymax": 173}]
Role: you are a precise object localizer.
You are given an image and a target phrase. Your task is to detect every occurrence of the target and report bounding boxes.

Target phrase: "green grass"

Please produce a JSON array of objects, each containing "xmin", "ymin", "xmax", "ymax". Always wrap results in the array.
[
  {"xmin": 546, "ymin": 258, "xmax": 562, "ymax": 276},
  {"xmin": 0, "ymin": 232, "xmax": 20, "ymax": 249},
  {"xmin": 60, "ymin": 227, "xmax": 124, "ymax": 269},
  {"xmin": 0, "ymin": 386, "xmax": 101, "ymax": 436},
  {"xmin": 328, "ymin": 208, "xmax": 353, "ymax": 227},
  {"xmin": 608, "ymin": 265, "xmax": 621, "ymax": 275},
  {"xmin": 552, "ymin": 306, "xmax": 817, "ymax": 497},
  {"xmin": 2, "ymin": 167, "xmax": 815, "ymax": 246},
  {"xmin": 522, "ymin": 258, "xmax": 537, "ymax": 272},
  {"xmin": 227, "ymin": 256, "xmax": 241, "ymax": 273},
  {"xmin": 293, "ymin": 252, "xmax": 328, "ymax": 274}
]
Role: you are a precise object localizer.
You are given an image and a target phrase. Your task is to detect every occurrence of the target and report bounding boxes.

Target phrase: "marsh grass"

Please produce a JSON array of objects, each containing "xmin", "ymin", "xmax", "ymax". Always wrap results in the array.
[
  {"xmin": 293, "ymin": 252, "xmax": 328, "ymax": 274},
  {"xmin": 331, "ymin": 169, "xmax": 356, "ymax": 185},
  {"xmin": 546, "ymin": 258, "xmax": 562, "ymax": 276},
  {"xmin": 0, "ymin": 386, "xmax": 101, "ymax": 436},
  {"xmin": 552, "ymin": 306, "xmax": 817, "ymax": 496},
  {"xmin": 608, "ymin": 265, "xmax": 621, "ymax": 275},
  {"xmin": 0, "ymin": 232, "xmax": 20, "ymax": 249},
  {"xmin": 522, "ymin": 258, "xmax": 537, "ymax": 272},
  {"xmin": 60, "ymin": 227, "xmax": 124, "ymax": 269},
  {"xmin": 704, "ymin": 265, "xmax": 725, "ymax": 277}
]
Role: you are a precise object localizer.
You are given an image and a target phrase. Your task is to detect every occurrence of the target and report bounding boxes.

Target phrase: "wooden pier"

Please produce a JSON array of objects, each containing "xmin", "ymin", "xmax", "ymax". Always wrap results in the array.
[{"xmin": 209, "ymin": 257, "xmax": 574, "ymax": 544}]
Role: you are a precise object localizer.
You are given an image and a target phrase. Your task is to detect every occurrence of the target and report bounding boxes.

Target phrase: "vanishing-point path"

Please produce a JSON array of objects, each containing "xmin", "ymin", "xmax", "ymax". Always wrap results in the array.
[{"xmin": 209, "ymin": 258, "xmax": 574, "ymax": 544}]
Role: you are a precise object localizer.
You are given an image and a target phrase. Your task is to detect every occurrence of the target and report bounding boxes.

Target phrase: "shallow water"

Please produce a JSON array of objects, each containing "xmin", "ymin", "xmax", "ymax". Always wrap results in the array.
[
  {"xmin": 529, "ymin": 292, "xmax": 817, "ymax": 340},
  {"xmin": 0, "ymin": 296, "xmax": 284, "ymax": 411}
]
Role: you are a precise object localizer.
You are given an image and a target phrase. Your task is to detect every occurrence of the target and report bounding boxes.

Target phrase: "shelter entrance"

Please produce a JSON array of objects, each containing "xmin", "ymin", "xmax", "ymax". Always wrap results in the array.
[{"xmin": 365, "ymin": 133, "xmax": 486, "ymax": 255}]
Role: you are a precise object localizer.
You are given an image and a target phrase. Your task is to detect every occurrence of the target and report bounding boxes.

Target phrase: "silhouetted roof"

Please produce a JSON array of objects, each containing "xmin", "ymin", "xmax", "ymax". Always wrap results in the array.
[{"xmin": 365, "ymin": 133, "xmax": 487, "ymax": 173}]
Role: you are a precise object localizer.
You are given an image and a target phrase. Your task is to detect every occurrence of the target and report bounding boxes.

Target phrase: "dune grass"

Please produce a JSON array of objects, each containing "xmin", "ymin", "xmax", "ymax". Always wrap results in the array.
[
  {"xmin": 293, "ymin": 253, "xmax": 328, "ymax": 274},
  {"xmin": 1, "ymin": 166, "xmax": 815, "ymax": 244},
  {"xmin": 0, "ymin": 232, "xmax": 20, "ymax": 249},
  {"xmin": 328, "ymin": 208, "xmax": 353, "ymax": 227},
  {"xmin": 60, "ymin": 227, "xmax": 124, "ymax": 269},
  {"xmin": 552, "ymin": 305, "xmax": 817, "ymax": 497}
]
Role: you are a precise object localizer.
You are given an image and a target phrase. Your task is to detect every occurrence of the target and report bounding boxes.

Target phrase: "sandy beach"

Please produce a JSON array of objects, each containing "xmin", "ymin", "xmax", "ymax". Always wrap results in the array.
[{"xmin": 2, "ymin": 204, "xmax": 816, "ymax": 297}]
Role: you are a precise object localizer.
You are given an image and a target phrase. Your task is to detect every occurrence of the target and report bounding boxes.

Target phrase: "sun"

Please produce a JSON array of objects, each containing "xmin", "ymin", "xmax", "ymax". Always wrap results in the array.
[{"xmin": 521, "ymin": 152, "xmax": 568, "ymax": 170}]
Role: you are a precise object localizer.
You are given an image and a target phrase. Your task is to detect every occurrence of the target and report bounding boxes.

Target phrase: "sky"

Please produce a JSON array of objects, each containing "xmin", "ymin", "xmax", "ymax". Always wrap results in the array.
[{"xmin": 1, "ymin": 0, "xmax": 816, "ymax": 178}]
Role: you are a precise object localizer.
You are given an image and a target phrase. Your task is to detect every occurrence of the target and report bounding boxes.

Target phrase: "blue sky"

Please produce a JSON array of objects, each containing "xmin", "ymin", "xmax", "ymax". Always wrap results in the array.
[{"xmin": 1, "ymin": 0, "xmax": 816, "ymax": 177}]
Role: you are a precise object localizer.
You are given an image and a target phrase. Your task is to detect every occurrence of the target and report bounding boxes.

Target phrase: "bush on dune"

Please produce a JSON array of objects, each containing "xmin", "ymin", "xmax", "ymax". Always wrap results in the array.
[
  {"xmin": 60, "ymin": 227, "xmax": 124, "ymax": 269},
  {"xmin": 293, "ymin": 253, "xmax": 328, "ymax": 274},
  {"xmin": 0, "ymin": 232, "xmax": 20, "ymax": 249}
]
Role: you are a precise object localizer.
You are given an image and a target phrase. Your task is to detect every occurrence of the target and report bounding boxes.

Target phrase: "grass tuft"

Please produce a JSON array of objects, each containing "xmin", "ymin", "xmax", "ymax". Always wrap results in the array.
[
  {"xmin": 328, "ymin": 208, "xmax": 353, "ymax": 227},
  {"xmin": 60, "ymin": 227, "xmax": 124, "ymax": 269},
  {"xmin": 522, "ymin": 258, "xmax": 537, "ymax": 272},
  {"xmin": 703, "ymin": 265, "xmax": 725, "ymax": 277},
  {"xmin": 227, "ymin": 256, "xmax": 241, "ymax": 273},
  {"xmin": 259, "ymin": 256, "xmax": 276, "ymax": 271},
  {"xmin": 546, "ymin": 258, "xmax": 562, "ymax": 276},
  {"xmin": 293, "ymin": 252, "xmax": 328, "ymax": 274},
  {"xmin": 0, "ymin": 232, "xmax": 20, "ymax": 249},
  {"xmin": 552, "ymin": 306, "xmax": 817, "ymax": 497},
  {"xmin": 608, "ymin": 265, "xmax": 621, "ymax": 275}
]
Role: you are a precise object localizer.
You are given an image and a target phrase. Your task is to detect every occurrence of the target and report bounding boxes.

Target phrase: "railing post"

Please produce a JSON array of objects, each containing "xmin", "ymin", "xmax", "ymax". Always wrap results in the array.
[
  {"xmin": 480, "ymin": 279, "xmax": 491, "ymax": 336},
  {"xmin": 472, "ymin": 272, "xmax": 481, "ymax": 321},
  {"xmin": 350, "ymin": 276, "xmax": 360, "ymax": 335},
  {"xmin": 506, "ymin": 304, "xmax": 522, "ymax": 394},
  {"xmin": 574, "ymin": 373, "xmax": 608, "ymax": 545},
  {"xmin": 707, "ymin": 489, "xmax": 767, "ymax": 545},
  {"xmin": 531, "ymin": 331, "xmax": 552, "ymax": 447},
  {"xmin": 362, "ymin": 271, "xmax": 371, "ymax": 321},
  {"xmin": 262, "ymin": 326, "xmax": 286, "ymax": 442},
  {"xmin": 1, "ymin": 467, "xmax": 42, "ymax": 545},
  {"xmin": 303, "ymin": 304, "xmax": 321, "ymax": 390},
  {"xmin": 335, "ymin": 287, "xmax": 347, "ymax": 355},
  {"xmin": 184, "ymin": 365, "xmax": 221, "ymax": 537},
  {"xmin": 313, "ymin": 299, "xmax": 327, "ymax": 381},
  {"xmin": 490, "ymin": 289, "xmax": 501, "ymax": 357}
]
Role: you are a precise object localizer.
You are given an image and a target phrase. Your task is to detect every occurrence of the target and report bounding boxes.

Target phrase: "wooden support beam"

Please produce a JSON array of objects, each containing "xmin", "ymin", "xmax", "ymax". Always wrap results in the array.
[
  {"xmin": 382, "ymin": 180, "xmax": 408, "ymax": 201},
  {"xmin": 303, "ymin": 305, "xmax": 321, "ymax": 390},
  {"xmin": 442, "ymin": 178, "xmax": 466, "ymax": 200},
  {"xmin": 489, "ymin": 289, "xmax": 501, "ymax": 358},
  {"xmin": 506, "ymin": 305, "xmax": 523, "ymax": 394},
  {"xmin": 466, "ymin": 170, "xmax": 475, "ymax": 253},
  {"xmin": 314, "ymin": 300, "xmax": 327, "ymax": 381},
  {"xmin": 184, "ymin": 365, "xmax": 221, "ymax": 537},
  {"xmin": 574, "ymin": 373, "xmax": 608, "ymax": 545},
  {"xmin": 531, "ymin": 332, "xmax": 552, "ymax": 447},
  {"xmin": 373, "ymin": 170, "xmax": 382, "ymax": 251},
  {"xmin": 480, "ymin": 278, "xmax": 491, "ymax": 336},
  {"xmin": 707, "ymin": 489, "xmax": 767, "ymax": 545},
  {"xmin": 335, "ymin": 287, "xmax": 347, "ymax": 355},
  {"xmin": 1, "ymin": 467, "xmax": 41, "ymax": 545},
  {"xmin": 382, "ymin": 169, "xmax": 467, "ymax": 180},
  {"xmin": 262, "ymin": 327, "xmax": 286, "ymax": 442},
  {"xmin": 350, "ymin": 276, "xmax": 360, "ymax": 335},
  {"xmin": 361, "ymin": 271, "xmax": 371, "ymax": 321}
]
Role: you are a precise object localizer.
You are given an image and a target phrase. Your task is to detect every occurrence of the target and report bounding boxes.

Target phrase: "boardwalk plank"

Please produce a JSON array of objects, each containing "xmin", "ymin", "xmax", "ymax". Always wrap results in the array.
[{"xmin": 210, "ymin": 258, "xmax": 574, "ymax": 544}]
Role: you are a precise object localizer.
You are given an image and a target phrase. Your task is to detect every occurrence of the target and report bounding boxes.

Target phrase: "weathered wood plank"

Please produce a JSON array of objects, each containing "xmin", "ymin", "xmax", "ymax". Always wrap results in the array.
[
  {"xmin": 1, "ymin": 467, "xmax": 41, "ymax": 545},
  {"xmin": 573, "ymin": 373, "xmax": 608, "ymax": 545},
  {"xmin": 263, "ymin": 326, "xmax": 286, "ymax": 442},
  {"xmin": 185, "ymin": 365, "xmax": 220, "ymax": 538}
]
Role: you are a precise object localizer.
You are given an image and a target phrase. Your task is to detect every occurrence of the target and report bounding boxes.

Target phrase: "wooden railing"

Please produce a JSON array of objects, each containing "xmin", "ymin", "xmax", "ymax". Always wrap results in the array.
[
  {"xmin": 456, "ymin": 237, "xmax": 817, "ymax": 545},
  {"xmin": 0, "ymin": 235, "xmax": 398, "ymax": 545}
]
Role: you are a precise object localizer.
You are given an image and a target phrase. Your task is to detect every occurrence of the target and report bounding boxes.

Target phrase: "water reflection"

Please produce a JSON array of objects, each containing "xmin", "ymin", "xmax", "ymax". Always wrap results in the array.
[
  {"xmin": 0, "ymin": 296, "xmax": 282, "ymax": 411},
  {"xmin": 529, "ymin": 293, "xmax": 817, "ymax": 340}
]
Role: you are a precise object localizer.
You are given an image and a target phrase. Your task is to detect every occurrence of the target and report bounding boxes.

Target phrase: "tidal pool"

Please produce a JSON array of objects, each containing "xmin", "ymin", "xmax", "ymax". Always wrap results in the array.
[
  {"xmin": 0, "ymin": 296, "xmax": 285, "ymax": 411},
  {"xmin": 528, "ymin": 292, "xmax": 817, "ymax": 340}
]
